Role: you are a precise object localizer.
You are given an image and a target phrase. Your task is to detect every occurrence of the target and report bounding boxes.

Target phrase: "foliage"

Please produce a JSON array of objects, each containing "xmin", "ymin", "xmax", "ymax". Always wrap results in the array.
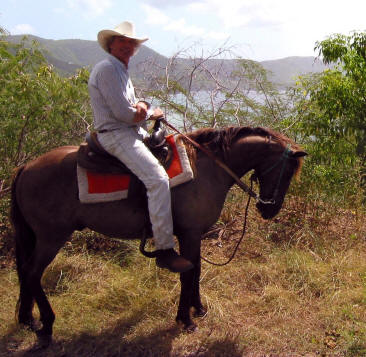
[
  {"xmin": 0, "ymin": 34, "xmax": 92, "ymax": 197},
  {"xmin": 314, "ymin": 32, "xmax": 366, "ymax": 160},
  {"xmin": 223, "ymin": 59, "xmax": 291, "ymax": 130},
  {"xmin": 1, "ymin": 28, "xmax": 365, "ymax": 207},
  {"xmin": 291, "ymin": 31, "xmax": 366, "ymax": 204}
]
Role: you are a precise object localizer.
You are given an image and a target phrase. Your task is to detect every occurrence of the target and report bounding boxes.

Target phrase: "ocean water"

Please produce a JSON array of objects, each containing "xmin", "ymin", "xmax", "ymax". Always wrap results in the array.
[{"xmin": 147, "ymin": 89, "xmax": 285, "ymax": 130}]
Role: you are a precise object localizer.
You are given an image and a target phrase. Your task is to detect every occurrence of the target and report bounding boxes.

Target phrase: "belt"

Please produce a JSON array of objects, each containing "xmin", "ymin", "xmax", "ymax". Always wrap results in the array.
[
  {"xmin": 98, "ymin": 126, "xmax": 137, "ymax": 134},
  {"xmin": 98, "ymin": 128, "xmax": 123, "ymax": 133}
]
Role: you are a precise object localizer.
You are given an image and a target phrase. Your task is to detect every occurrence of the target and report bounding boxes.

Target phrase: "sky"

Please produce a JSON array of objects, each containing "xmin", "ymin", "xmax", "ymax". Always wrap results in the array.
[{"xmin": 1, "ymin": 0, "xmax": 366, "ymax": 61}]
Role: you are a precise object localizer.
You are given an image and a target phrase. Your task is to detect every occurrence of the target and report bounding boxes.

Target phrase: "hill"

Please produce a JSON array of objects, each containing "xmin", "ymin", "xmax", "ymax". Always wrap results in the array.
[
  {"xmin": 6, "ymin": 35, "xmax": 329, "ymax": 86},
  {"xmin": 261, "ymin": 56, "xmax": 327, "ymax": 85}
]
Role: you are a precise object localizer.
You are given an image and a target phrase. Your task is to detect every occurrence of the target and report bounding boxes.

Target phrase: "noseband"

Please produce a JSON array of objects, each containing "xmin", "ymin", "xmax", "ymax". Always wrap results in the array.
[{"xmin": 253, "ymin": 144, "xmax": 292, "ymax": 205}]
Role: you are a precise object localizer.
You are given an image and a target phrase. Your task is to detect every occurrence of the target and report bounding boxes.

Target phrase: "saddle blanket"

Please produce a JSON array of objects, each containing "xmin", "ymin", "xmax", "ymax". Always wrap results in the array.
[{"xmin": 77, "ymin": 134, "xmax": 194, "ymax": 204}]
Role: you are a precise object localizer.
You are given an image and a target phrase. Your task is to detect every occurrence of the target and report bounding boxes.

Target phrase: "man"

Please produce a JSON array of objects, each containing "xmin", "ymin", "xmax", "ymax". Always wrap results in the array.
[{"xmin": 88, "ymin": 21, "xmax": 193, "ymax": 273}]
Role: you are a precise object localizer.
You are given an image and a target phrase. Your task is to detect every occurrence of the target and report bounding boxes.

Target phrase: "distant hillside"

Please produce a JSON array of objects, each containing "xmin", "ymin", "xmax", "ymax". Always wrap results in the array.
[
  {"xmin": 261, "ymin": 56, "xmax": 328, "ymax": 85},
  {"xmin": 6, "ymin": 35, "xmax": 167, "ymax": 78},
  {"xmin": 6, "ymin": 35, "xmax": 329, "ymax": 86}
]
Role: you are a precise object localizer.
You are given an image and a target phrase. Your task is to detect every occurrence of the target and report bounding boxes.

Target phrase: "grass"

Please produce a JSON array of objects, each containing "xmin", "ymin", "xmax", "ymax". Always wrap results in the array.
[{"xmin": 0, "ymin": 192, "xmax": 365, "ymax": 356}]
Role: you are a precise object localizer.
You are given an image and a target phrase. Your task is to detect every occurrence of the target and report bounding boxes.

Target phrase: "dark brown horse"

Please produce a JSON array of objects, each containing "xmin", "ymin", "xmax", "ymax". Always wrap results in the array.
[{"xmin": 10, "ymin": 126, "xmax": 306, "ymax": 346}]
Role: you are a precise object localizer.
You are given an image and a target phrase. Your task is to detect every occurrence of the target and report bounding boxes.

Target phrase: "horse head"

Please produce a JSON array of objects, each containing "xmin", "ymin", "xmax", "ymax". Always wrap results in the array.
[
  {"xmin": 184, "ymin": 126, "xmax": 306, "ymax": 220},
  {"xmin": 253, "ymin": 139, "xmax": 307, "ymax": 219}
]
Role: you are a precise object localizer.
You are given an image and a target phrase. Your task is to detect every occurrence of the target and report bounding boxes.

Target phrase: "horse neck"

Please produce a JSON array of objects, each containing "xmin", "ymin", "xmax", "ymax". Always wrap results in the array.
[{"xmin": 226, "ymin": 135, "xmax": 275, "ymax": 178}]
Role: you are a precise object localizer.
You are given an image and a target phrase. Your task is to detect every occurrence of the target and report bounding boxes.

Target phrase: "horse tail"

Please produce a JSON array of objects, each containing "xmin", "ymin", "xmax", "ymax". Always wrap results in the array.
[{"xmin": 10, "ymin": 166, "xmax": 36, "ymax": 283}]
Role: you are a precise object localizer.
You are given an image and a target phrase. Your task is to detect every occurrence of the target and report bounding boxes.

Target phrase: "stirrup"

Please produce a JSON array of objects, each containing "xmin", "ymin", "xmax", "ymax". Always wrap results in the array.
[{"xmin": 139, "ymin": 228, "xmax": 158, "ymax": 258}]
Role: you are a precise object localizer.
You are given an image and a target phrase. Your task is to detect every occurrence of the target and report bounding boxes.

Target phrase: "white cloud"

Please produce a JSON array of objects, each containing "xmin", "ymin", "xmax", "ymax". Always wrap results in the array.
[
  {"xmin": 141, "ymin": 3, "xmax": 228, "ymax": 40},
  {"xmin": 164, "ymin": 18, "xmax": 206, "ymax": 37},
  {"xmin": 141, "ymin": 3, "xmax": 170, "ymax": 26},
  {"xmin": 207, "ymin": 30, "xmax": 230, "ymax": 41},
  {"xmin": 192, "ymin": 0, "xmax": 286, "ymax": 29},
  {"xmin": 141, "ymin": 0, "xmax": 366, "ymax": 60},
  {"xmin": 11, "ymin": 24, "xmax": 36, "ymax": 35},
  {"xmin": 66, "ymin": 0, "xmax": 112, "ymax": 17},
  {"xmin": 186, "ymin": 2, "xmax": 207, "ymax": 13}
]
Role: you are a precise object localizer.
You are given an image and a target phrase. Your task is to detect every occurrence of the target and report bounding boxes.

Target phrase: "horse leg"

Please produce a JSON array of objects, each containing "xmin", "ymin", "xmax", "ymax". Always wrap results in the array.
[
  {"xmin": 22, "ymin": 232, "xmax": 67, "ymax": 347},
  {"xmin": 191, "ymin": 259, "xmax": 207, "ymax": 318},
  {"xmin": 17, "ymin": 281, "xmax": 37, "ymax": 330},
  {"xmin": 12, "ymin": 194, "xmax": 38, "ymax": 329},
  {"xmin": 16, "ymin": 252, "xmax": 37, "ymax": 329},
  {"xmin": 176, "ymin": 232, "xmax": 202, "ymax": 332}
]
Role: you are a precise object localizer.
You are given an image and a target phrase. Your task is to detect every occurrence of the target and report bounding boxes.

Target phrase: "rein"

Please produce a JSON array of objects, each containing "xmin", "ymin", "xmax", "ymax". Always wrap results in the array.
[
  {"xmin": 161, "ymin": 120, "xmax": 293, "ymax": 266},
  {"xmin": 200, "ymin": 176, "xmax": 254, "ymax": 266},
  {"xmin": 200, "ymin": 146, "xmax": 292, "ymax": 266},
  {"xmin": 161, "ymin": 119, "xmax": 273, "ymax": 205},
  {"xmin": 140, "ymin": 119, "xmax": 291, "ymax": 265}
]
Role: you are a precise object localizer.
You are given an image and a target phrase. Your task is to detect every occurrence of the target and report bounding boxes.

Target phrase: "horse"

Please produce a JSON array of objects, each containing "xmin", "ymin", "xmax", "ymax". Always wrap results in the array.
[{"xmin": 10, "ymin": 126, "xmax": 306, "ymax": 347}]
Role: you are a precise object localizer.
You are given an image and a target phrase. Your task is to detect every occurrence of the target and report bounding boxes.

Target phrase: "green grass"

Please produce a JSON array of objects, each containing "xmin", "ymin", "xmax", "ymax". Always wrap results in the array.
[{"xmin": 0, "ymin": 193, "xmax": 365, "ymax": 356}]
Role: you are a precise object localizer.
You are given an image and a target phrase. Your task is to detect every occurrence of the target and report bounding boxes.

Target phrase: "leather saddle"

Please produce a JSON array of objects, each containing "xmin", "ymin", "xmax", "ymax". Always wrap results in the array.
[{"xmin": 77, "ymin": 120, "xmax": 171, "ymax": 175}]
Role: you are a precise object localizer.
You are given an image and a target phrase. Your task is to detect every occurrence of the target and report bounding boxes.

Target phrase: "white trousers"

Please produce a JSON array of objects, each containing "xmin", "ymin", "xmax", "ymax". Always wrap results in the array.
[{"xmin": 97, "ymin": 128, "xmax": 175, "ymax": 250}]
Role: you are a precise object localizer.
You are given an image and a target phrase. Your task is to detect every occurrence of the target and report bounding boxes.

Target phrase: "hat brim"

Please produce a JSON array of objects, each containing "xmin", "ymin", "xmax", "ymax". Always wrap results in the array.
[{"xmin": 98, "ymin": 29, "xmax": 148, "ymax": 53}]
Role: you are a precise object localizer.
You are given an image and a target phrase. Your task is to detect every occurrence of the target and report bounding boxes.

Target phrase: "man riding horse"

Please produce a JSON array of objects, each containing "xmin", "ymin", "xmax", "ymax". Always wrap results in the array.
[
  {"xmin": 88, "ymin": 21, "xmax": 193, "ymax": 273},
  {"xmin": 10, "ymin": 21, "xmax": 307, "ymax": 347}
]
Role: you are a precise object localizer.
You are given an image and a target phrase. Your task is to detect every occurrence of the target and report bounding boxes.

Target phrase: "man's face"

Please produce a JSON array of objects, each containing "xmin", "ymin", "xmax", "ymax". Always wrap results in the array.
[{"xmin": 109, "ymin": 36, "xmax": 139, "ymax": 65}]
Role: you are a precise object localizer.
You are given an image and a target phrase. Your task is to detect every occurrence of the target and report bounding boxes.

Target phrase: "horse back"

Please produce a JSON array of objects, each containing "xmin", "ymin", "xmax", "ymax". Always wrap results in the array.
[{"xmin": 25, "ymin": 146, "xmax": 78, "ymax": 170}]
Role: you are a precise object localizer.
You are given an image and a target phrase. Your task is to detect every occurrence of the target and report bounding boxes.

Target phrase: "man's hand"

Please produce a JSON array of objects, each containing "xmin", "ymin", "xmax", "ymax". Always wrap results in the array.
[
  {"xmin": 150, "ymin": 107, "xmax": 164, "ymax": 120},
  {"xmin": 134, "ymin": 101, "xmax": 148, "ymax": 123},
  {"xmin": 134, "ymin": 102, "xmax": 164, "ymax": 123}
]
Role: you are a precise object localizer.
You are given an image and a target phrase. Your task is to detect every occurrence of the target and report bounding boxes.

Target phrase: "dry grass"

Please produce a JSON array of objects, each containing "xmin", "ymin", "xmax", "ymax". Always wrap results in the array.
[{"xmin": 0, "ymin": 191, "xmax": 365, "ymax": 356}]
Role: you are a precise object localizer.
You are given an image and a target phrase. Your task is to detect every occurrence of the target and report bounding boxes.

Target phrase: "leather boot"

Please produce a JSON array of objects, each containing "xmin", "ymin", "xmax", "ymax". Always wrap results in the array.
[{"xmin": 155, "ymin": 248, "xmax": 194, "ymax": 273}]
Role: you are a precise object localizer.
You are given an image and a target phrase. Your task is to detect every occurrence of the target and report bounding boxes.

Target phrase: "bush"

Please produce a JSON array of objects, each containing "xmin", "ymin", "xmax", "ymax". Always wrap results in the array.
[{"xmin": 0, "ymin": 34, "xmax": 92, "ymax": 202}]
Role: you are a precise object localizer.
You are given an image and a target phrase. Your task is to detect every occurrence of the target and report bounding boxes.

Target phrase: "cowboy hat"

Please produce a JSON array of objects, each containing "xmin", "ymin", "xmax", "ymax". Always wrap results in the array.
[{"xmin": 97, "ymin": 21, "xmax": 148, "ymax": 53}]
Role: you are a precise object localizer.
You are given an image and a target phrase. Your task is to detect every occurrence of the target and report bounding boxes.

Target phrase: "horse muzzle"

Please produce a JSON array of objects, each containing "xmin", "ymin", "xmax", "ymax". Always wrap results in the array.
[{"xmin": 256, "ymin": 200, "xmax": 281, "ymax": 219}]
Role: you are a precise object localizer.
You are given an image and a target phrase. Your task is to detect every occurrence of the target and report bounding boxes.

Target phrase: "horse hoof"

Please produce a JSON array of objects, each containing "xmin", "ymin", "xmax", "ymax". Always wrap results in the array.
[
  {"xmin": 176, "ymin": 318, "xmax": 198, "ymax": 333},
  {"xmin": 185, "ymin": 323, "xmax": 198, "ymax": 333},
  {"xmin": 35, "ymin": 331, "xmax": 52, "ymax": 349},
  {"xmin": 194, "ymin": 307, "xmax": 207, "ymax": 318}
]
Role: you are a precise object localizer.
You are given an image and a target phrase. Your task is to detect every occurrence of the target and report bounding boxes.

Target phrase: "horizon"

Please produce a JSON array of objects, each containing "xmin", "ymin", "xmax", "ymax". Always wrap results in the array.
[{"xmin": 5, "ymin": 32, "xmax": 322, "ymax": 63}]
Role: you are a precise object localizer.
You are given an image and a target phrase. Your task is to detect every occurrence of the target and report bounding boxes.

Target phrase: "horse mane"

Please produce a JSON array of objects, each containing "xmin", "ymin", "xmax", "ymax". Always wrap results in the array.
[
  {"xmin": 178, "ymin": 126, "xmax": 303, "ymax": 178},
  {"xmin": 186, "ymin": 126, "xmax": 301, "ymax": 152}
]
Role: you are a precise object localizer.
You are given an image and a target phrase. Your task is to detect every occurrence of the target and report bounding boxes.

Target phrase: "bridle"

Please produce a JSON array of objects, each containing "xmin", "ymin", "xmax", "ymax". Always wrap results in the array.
[
  {"xmin": 252, "ymin": 144, "xmax": 292, "ymax": 205},
  {"xmin": 161, "ymin": 118, "xmax": 292, "ymax": 206}
]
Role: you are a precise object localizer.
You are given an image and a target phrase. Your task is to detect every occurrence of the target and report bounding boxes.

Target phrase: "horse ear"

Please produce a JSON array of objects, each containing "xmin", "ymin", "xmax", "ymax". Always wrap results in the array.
[{"xmin": 291, "ymin": 151, "xmax": 308, "ymax": 158}]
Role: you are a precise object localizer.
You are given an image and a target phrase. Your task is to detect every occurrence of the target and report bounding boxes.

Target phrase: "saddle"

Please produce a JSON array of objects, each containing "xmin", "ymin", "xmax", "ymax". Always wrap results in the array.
[
  {"xmin": 76, "ymin": 120, "xmax": 194, "ymax": 203},
  {"xmin": 77, "ymin": 120, "xmax": 171, "ymax": 175}
]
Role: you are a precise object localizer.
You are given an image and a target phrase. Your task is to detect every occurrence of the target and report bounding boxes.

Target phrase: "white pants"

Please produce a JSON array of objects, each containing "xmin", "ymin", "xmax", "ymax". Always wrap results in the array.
[{"xmin": 97, "ymin": 127, "xmax": 175, "ymax": 250}]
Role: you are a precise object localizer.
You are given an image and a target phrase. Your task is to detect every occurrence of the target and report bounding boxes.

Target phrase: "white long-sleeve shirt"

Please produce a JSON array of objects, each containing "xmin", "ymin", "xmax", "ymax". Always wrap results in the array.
[{"xmin": 88, "ymin": 54, "xmax": 141, "ymax": 132}]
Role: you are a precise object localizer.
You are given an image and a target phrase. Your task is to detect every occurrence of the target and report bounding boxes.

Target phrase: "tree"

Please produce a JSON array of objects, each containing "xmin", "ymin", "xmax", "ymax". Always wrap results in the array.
[
  {"xmin": 292, "ymin": 32, "xmax": 366, "ymax": 202},
  {"xmin": 136, "ymin": 44, "xmax": 290, "ymax": 132},
  {"xmin": 0, "ymin": 34, "xmax": 92, "ymax": 197},
  {"xmin": 315, "ymin": 32, "xmax": 366, "ymax": 159}
]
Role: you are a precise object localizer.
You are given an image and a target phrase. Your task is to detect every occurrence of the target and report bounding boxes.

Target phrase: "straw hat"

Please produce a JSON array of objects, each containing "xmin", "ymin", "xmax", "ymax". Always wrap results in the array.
[{"xmin": 97, "ymin": 21, "xmax": 148, "ymax": 53}]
